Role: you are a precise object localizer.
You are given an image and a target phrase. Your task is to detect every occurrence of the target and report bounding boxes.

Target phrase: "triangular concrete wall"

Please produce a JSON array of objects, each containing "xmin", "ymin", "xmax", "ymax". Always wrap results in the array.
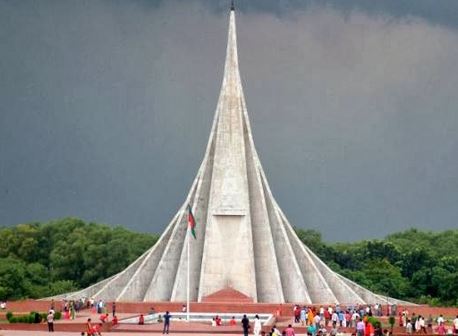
[{"xmin": 55, "ymin": 8, "xmax": 412, "ymax": 305}]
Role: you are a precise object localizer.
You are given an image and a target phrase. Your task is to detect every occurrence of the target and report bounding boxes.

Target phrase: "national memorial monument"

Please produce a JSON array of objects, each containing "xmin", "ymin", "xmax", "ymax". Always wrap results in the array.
[{"xmin": 57, "ymin": 5, "xmax": 408, "ymax": 305}]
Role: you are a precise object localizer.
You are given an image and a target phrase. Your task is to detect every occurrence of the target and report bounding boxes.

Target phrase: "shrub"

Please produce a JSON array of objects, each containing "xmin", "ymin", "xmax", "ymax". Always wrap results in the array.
[
  {"xmin": 6, "ymin": 311, "xmax": 13, "ymax": 321},
  {"xmin": 367, "ymin": 316, "xmax": 380, "ymax": 326},
  {"xmin": 9, "ymin": 316, "xmax": 17, "ymax": 323},
  {"xmin": 54, "ymin": 311, "xmax": 62, "ymax": 320},
  {"xmin": 388, "ymin": 316, "xmax": 396, "ymax": 326},
  {"xmin": 34, "ymin": 312, "xmax": 43, "ymax": 323}
]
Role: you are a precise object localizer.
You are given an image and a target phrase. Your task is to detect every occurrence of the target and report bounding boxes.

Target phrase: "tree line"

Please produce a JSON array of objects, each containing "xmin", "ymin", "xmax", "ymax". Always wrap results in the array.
[
  {"xmin": 296, "ymin": 227, "xmax": 458, "ymax": 306},
  {"xmin": 0, "ymin": 217, "xmax": 158, "ymax": 300},
  {"xmin": 0, "ymin": 217, "xmax": 456, "ymax": 306}
]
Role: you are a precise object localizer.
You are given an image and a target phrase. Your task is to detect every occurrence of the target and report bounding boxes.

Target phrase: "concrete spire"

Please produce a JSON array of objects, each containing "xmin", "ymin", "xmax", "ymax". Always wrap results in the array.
[{"xmin": 54, "ymin": 8, "xmax": 411, "ymax": 305}]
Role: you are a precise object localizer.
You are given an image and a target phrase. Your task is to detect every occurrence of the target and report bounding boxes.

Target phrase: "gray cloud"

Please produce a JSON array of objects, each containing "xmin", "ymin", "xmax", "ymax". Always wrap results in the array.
[
  {"xmin": 0, "ymin": 0, "xmax": 457, "ymax": 241},
  {"xmin": 133, "ymin": 0, "xmax": 458, "ymax": 30}
]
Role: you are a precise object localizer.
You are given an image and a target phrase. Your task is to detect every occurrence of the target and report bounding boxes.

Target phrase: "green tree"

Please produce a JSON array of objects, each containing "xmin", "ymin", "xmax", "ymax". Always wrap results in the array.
[
  {"xmin": 0, "ymin": 258, "xmax": 28, "ymax": 299},
  {"xmin": 0, "ymin": 217, "xmax": 158, "ymax": 299}
]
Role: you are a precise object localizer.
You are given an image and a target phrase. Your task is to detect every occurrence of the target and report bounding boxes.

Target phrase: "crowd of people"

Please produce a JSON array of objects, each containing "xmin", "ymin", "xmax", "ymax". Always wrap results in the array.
[
  {"xmin": 248, "ymin": 304, "xmax": 458, "ymax": 336},
  {"xmin": 40, "ymin": 299, "xmax": 458, "ymax": 336},
  {"xmin": 400, "ymin": 309, "xmax": 458, "ymax": 336},
  {"xmin": 292, "ymin": 303, "xmax": 386, "ymax": 328}
]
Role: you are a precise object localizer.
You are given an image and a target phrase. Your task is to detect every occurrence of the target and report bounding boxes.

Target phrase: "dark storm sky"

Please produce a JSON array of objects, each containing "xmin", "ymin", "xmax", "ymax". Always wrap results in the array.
[{"xmin": 1, "ymin": 0, "xmax": 457, "ymax": 241}]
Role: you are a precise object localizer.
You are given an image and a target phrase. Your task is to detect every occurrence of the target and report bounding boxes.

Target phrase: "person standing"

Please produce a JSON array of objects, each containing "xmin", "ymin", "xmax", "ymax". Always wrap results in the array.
[
  {"xmin": 332, "ymin": 311, "xmax": 339, "ymax": 328},
  {"xmin": 253, "ymin": 314, "xmax": 262, "ymax": 336},
  {"xmin": 419, "ymin": 315, "xmax": 427, "ymax": 334},
  {"xmin": 47, "ymin": 311, "xmax": 54, "ymax": 332},
  {"xmin": 365, "ymin": 319, "xmax": 375, "ymax": 336},
  {"xmin": 70, "ymin": 301, "xmax": 76, "ymax": 320},
  {"xmin": 453, "ymin": 315, "xmax": 458, "ymax": 335},
  {"xmin": 300, "ymin": 306, "xmax": 306, "ymax": 326},
  {"xmin": 314, "ymin": 313, "xmax": 321, "ymax": 329},
  {"xmin": 112, "ymin": 302, "xmax": 116, "ymax": 318},
  {"xmin": 163, "ymin": 311, "xmax": 171, "ymax": 334},
  {"xmin": 284, "ymin": 324, "xmax": 296, "ymax": 336},
  {"xmin": 406, "ymin": 319, "xmax": 413, "ymax": 335},
  {"xmin": 426, "ymin": 315, "xmax": 433, "ymax": 331},
  {"xmin": 351, "ymin": 311, "xmax": 360, "ymax": 328},
  {"xmin": 241, "ymin": 314, "xmax": 250, "ymax": 336},
  {"xmin": 415, "ymin": 316, "xmax": 421, "ymax": 333},
  {"xmin": 356, "ymin": 318, "xmax": 365, "ymax": 336},
  {"xmin": 294, "ymin": 305, "xmax": 300, "ymax": 323}
]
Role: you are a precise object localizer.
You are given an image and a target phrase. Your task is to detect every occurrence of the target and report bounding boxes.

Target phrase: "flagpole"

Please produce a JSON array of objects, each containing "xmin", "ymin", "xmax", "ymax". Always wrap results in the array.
[{"xmin": 186, "ymin": 212, "xmax": 190, "ymax": 322}]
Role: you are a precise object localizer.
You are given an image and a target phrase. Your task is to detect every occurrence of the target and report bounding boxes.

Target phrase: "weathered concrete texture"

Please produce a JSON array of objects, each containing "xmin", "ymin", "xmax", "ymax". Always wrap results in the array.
[{"xmin": 55, "ymin": 8, "xmax": 411, "ymax": 305}]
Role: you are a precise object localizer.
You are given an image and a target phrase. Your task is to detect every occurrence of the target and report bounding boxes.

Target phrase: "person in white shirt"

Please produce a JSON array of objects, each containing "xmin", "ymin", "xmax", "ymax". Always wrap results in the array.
[
  {"xmin": 419, "ymin": 316, "xmax": 427, "ymax": 334},
  {"xmin": 331, "ymin": 312, "xmax": 338, "ymax": 328},
  {"xmin": 314, "ymin": 314, "xmax": 321, "ymax": 329},
  {"xmin": 453, "ymin": 315, "xmax": 458, "ymax": 334},
  {"xmin": 437, "ymin": 315, "xmax": 445, "ymax": 325},
  {"xmin": 406, "ymin": 320, "xmax": 413, "ymax": 335},
  {"xmin": 47, "ymin": 311, "xmax": 54, "ymax": 332},
  {"xmin": 415, "ymin": 317, "xmax": 421, "ymax": 333},
  {"xmin": 352, "ymin": 312, "xmax": 360, "ymax": 328},
  {"xmin": 253, "ymin": 315, "xmax": 262, "ymax": 336}
]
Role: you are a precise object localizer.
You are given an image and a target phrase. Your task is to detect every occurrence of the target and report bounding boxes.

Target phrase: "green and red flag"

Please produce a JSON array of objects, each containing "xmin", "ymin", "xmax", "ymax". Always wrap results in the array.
[{"xmin": 187, "ymin": 205, "xmax": 197, "ymax": 239}]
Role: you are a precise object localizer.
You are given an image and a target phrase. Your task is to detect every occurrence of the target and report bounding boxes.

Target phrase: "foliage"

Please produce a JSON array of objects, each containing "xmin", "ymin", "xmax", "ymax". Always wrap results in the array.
[
  {"xmin": 0, "ymin": 217, "xmax": 159, "ymax": 300},
  {"xmin": 0, "ymin": 217, "xmax": 455, "ymax": 306},
  {"xmin": 295, "ymin": 228, "xmax": 458, "ymax": 306},
  {"xmin": 367, "ymin": 316, "xmax": 380, "ymax": 326},
  {"xmin": 54, "ymin": 311, "xmax": 62, "ymax": 320},
  {"xmin": 388, "ymin": 316, "xmax": 396, "ymax": 327},
  {"xmin": 6, "ymin": 311, "xmax": 49, "ymax": 324}
]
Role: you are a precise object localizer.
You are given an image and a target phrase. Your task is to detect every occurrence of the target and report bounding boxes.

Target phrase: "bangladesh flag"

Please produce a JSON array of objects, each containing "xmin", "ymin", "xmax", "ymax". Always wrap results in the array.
[{"xmin": 187, "ymin": 205, "xmax": 197, "ymax": 239}]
